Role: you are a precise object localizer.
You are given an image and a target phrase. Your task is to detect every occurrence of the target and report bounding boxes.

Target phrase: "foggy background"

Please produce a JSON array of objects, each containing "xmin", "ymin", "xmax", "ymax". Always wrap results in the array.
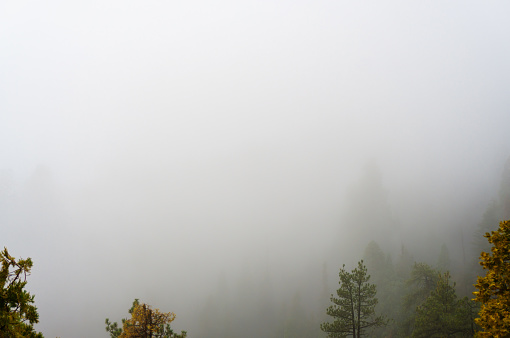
[{"xmin": 1, "ymin": 1, "xmax": 510, "ymax": 337}]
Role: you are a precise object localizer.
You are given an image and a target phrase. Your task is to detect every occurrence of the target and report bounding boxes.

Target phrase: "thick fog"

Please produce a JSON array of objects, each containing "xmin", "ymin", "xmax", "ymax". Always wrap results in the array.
[{"xmin": 1, "ymin": 1, "xmax": 510, "ymax": 337}]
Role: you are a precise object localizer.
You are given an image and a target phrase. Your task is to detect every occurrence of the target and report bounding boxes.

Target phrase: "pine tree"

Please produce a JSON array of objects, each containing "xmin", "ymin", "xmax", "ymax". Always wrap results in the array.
[
  {"xmin": 399, "ymin": 263, "xmax": 438, "ymax": 336},
  {"xmin": 0, "ymin": 247, "xmax": 44, "ymax": 338},
  {"xmin": 363, "ymin": 241, "xmax": 400, "ymax": 337},
  {"xmin": 413, "ymin": 272, "xmax": 474, "ymax": 337},
  {"xmin": 436, "ymin": 244, "xmax": 450, "ymax": 272},
  {"xmin": 321, "ymin": 260, "xmax": 387, "ymax": 337}
]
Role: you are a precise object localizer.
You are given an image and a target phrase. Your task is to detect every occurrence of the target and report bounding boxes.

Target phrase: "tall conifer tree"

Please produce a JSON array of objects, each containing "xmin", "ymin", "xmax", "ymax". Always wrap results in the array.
[{"xmin": 321, "ymin": 260, "xmax": 386, "ymax": 337}]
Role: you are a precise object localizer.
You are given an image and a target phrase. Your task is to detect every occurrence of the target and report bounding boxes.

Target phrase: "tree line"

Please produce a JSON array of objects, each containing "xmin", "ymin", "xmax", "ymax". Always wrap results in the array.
[
  {"xmin": 321, "ymin": 220, "xmax": 510, "ymax": 337},
  {"xmin": 2, "ymin": 220, "xmax": 509, "ymax": 337}
]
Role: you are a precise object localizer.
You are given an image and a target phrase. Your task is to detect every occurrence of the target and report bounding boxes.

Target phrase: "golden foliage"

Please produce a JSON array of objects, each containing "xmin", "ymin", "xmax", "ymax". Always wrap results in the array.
[
  {"xmin": 473, "ymin": 220, "xmax": 510, "ymax": 337},
  {"xmin": 120, "ymin": 300, "xmax": 176, "ymax": 338}
]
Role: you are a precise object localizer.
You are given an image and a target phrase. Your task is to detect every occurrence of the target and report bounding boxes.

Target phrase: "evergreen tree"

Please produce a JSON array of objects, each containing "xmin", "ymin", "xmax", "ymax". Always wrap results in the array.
[
  {"xmin": 399, "ymin": 263, "xmax": 438, "ymax": 336},
  {"xmin": 343, "ymin": 162, "xmax": 399, "ymax": 253},
  {"xmin": 436, "ymin": 244, "xmax": 450, "ymax": 272},
  {"xmin": 321, "ymin": 260, "xmax": 387, "ymax": 337},
  {"xmin": 473, "ymin": 201, "xmax": 501, "ymax": 267},
  {"xmin": 363, "ymin": 242, "xmax": 400, "ymax": 337},
  {"xmin": 472, "ymin": 158, "xmax": 510, "ymax": 276},
  {"xmin": 395, "ymin": 245, "xmax": 414, "ymax": 281},
  {"xmin": 363, "ymin": 241, "xmax": 385, "ymax": 279},
  {"xmin": 413, "ymin": 272, "xmax": 474, "ymax": 337},
  {"xmin": 0, "ymin": 247, "xmax": 43, "ymax": 338}
]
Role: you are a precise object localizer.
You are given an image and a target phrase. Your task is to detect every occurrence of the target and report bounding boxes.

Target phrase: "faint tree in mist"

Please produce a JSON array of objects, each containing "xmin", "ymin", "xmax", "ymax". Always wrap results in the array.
[
  {"xmin": 436, "ymin": 243, "xmax": 450, "ymax": 272},
  {"xmin": 342, "ymin": 161, "xmax": 399, "ymax": 255},
  {"xmin": 472, "ymin": 157, "xmax": 510, "ymax": 277}
]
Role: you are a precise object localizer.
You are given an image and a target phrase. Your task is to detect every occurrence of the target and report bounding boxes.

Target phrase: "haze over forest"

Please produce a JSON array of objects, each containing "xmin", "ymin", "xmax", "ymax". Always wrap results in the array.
[{"xmin": 1, "ymin": 1, "xmax": 510, "ymax": 337}]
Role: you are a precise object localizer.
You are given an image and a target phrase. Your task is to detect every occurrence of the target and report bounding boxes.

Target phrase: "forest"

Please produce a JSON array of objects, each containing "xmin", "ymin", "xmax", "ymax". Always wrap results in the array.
[
  {"xmin": 2, "ymin": 1, "xmax": 510, "ymax": 337},
  {"xmin": 2, "ymin": 158, "xmax": 510, "ymax": 337}
]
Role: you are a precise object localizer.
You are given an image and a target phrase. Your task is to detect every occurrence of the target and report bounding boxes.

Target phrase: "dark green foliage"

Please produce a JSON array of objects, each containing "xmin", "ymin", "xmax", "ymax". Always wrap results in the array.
[
  {"xmin": 397, "ymin": 262, "xmax": 439, "ymax": 336},
  {"xmin": 105, "ymin": 318, "xmax": 122, "ymax": 338},
  {"xmin": 321, "ymin": 260, "xmax": 387, "ymax": 338},
  {"xmin": 0, "ymin": 247, "xmax": 44, "ymax": 338},
  {"xmin": 358, "ymin": 243, "xmax": 478, "ymax": 337},
  {"xmin": 413, "ymin": 272, "xmax": 475, "ymax": 337},
  {"xmin": 404, "ymin": 263, "xmax": 439, "ymax": 309}
]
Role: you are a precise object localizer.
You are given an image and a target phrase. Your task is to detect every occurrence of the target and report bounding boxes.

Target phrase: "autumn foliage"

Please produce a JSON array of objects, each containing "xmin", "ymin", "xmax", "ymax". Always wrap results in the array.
[
  {"xmin": 122, "ymin": 300, "xmax": 175, "ymax": 338},
  {"xmin": 106, "ymin": 299, "xmax": 186, "ymax": 338},
  {"xmin": 473, "ymin": 220, "xmax": 510, "ymax": 337}
]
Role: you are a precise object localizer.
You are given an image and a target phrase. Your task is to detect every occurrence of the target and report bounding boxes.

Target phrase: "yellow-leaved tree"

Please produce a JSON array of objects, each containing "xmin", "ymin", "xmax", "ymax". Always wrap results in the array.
[
  {"xmin": 106, "ymin": 299, "xmax": 186, "ymax": 338},
  {"xmin": 473, "ymin": 219, "xmax": 510, "ymax": 337}
]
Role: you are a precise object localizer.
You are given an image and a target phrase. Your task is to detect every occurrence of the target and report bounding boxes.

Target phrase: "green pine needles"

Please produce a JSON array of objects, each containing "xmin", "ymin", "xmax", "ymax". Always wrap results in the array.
[
  {"xmin": 321, "ymin": 260, "xmax": 387, "ymax": 338},
  {"xmin": 0, "ymin": 247, "xmax": 44, "ymax": 338}
]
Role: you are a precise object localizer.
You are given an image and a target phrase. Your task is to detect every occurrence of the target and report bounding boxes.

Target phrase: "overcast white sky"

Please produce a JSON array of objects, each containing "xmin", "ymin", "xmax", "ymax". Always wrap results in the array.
[{"xmin": 1, "ymin": 1, "xmax": 510, "ymax": 337}]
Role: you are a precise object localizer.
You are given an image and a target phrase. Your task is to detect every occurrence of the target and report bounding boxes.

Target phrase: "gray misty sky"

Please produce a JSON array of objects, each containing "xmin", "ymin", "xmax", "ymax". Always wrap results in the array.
[{"xmin": 1, "ymin": 1, "xmax": 510, "ymax": 337}]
